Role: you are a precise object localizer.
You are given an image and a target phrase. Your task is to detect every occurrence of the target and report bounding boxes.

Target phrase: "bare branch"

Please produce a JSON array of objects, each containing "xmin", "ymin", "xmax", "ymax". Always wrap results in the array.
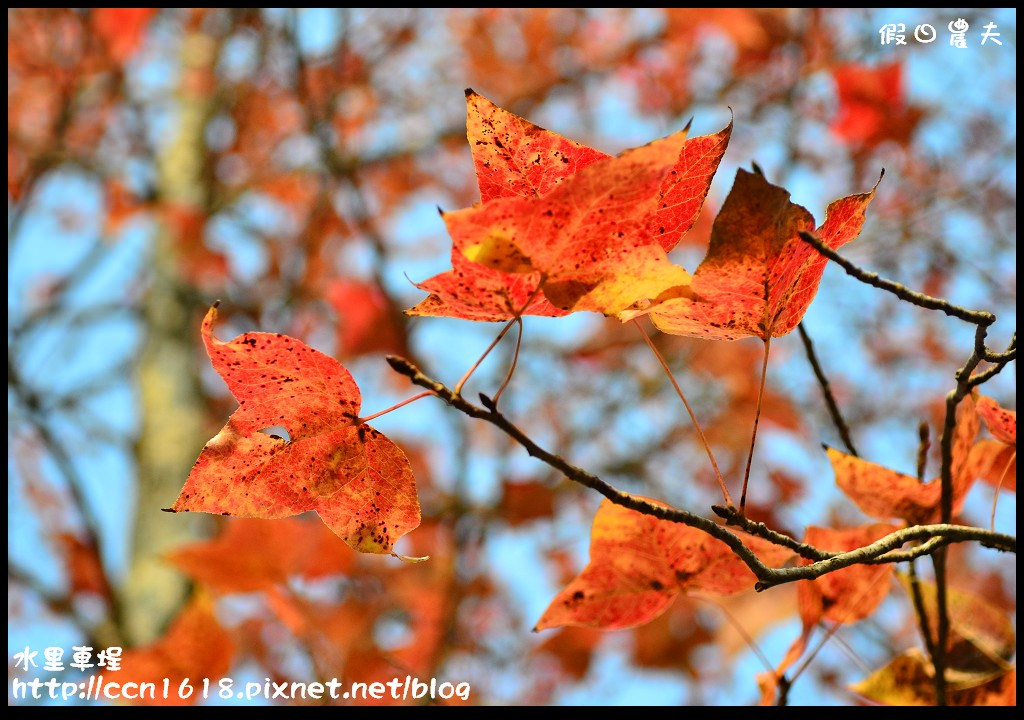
[
  {"xmin": 797, "ymin": 322, "xmax": 859, "ymax": 456},
  {"xmin": 798, "ymin": 231, "xmax": 995, "ymax": 326},
  {"xmin": 385, "ymin": 355, "xmax": 1016, "ymax": 593}
]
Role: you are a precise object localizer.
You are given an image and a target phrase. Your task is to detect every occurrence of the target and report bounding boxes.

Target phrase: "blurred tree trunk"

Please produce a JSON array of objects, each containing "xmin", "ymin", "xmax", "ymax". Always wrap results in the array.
[{"xmin": 121, "ymin": 25, "xmax": 218, "ymax": 644}]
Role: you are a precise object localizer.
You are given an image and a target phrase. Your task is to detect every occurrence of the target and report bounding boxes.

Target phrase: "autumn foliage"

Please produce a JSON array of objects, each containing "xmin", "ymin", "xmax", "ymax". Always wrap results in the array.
[{"xmin": 8, "ymin": 8, "xmax": 1015, "ymax": 708}]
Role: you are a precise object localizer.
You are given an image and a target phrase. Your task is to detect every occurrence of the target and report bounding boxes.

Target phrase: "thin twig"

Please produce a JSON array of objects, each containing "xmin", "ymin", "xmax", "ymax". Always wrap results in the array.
[
  {"xmin": 712, "ymin": 505, "xmax": 830, "ymax": 561},
  {"xmin": 385, "ymin": 355, "xmax": 1016, "ymax": 592},
  {"xmin": 908, "ymin": 561, "xmax": 938, "ymax": 662},
  {"xmin": 798, "ymin": 231, "xmax": 995, "ymax": 326},
  {"xmin": 797, "ymin": 323, "xmax": 858, "ymax": 456}
]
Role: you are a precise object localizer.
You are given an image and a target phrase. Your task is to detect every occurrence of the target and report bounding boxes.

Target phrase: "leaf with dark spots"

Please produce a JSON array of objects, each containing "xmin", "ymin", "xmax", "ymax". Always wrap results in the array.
[
  {"xmin": 977, "ymin": 395, "xmax": 1016, "ymax": 445},
  {"xmin": 535, "ymin": 498, "xmax": 792, "ymax": 631},
  {"xmin": 465, "ymin": 89, "xmax": 609, "ymax": 203},
  {"xmin": 634, "ymin": 168, "xmax": 880, "ymax": 339},
  {"xmin": 170, "ymin": 305, "xmax": 420, "ymax": 556},
  {"xmin": 406, "ymin": 248, "xmax": 566, "ymax": 321}
]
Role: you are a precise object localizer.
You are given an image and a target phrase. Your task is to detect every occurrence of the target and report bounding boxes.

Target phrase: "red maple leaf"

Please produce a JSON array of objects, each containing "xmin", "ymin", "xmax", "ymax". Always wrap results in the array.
[{"xmin": 169, "ymin": 304, "xmax": 420, "ymax": 556}]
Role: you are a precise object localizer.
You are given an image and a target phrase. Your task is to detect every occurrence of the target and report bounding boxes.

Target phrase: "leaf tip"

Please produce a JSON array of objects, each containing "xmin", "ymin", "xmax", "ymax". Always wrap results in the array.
[
  {"xmin": 464, "ymin": 87, "xmax": 476, "ymax": 98},
  {"xmin": 211, "ymin": 299, "xmax": 221, "ymax": 309},
  {"xmin": 161, "ymin": 507, "xmax": 177, "ymax": 513},
  {"xmin": 751, "ymin": 161, "xmax": 765, "ymax": 177}
]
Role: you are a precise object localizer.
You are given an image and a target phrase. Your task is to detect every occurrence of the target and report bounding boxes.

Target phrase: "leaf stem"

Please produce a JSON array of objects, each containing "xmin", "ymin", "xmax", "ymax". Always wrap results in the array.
[
  {"xmin": 452, "ymin": 284, "xmax": 543, "ymax": 398},
  {"xmin": 358, "ymin": 391, "xmax": 434, "ymax": 424},
  {"xmin": 492, "ymin": 317, "xmax": 523, "ymax": 406},
  {"xmin": 453, "ymin": 317, "xmax": 518, "ymax": 398},
  {"xmin": 740, "ymin": 338, "xmax": 771, "ymax": 514},
  {"xmin": 632, "ymin": 319, "xmax": 733, "ymax": 507}
]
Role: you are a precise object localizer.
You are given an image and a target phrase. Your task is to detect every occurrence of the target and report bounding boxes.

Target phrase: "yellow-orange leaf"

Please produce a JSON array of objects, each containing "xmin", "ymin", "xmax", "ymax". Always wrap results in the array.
[
  {"xmin": 897, "ymin": 574, "xmax": 1015, "ymax": 680},
  {"xmin": 535, "ymin": 498, "xmax": 792, "ymax": 631},
  {"xmin": 850, "ymin": 650, "xmax": 1015, "ymax": 706}
]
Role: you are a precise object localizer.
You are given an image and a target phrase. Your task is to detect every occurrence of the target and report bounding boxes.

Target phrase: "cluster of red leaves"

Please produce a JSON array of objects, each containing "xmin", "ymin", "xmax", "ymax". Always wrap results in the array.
[
  {"xmin": 408, "ymin": 90, "xmax": 879, "ymax": 347},
  {"xmin": 408, "ymin": 90, "xmax": 730, "ymax": 320},
  {"xmin": 161, "ymin": 91, "xmax": 1012, "ymax": 705}
]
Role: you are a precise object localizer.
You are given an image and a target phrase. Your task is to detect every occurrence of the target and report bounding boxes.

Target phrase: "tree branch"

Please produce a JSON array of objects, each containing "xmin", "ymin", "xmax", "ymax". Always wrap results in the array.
[
  {"xmin": 796, "ymin": 322, "xmax": 858, "ymax": 456},
  {"xmin": 385, "ymin": 355, "xmax": 1016, "ymax": 592},
  {"xmin": 798, "ymin": 232, "xmax": 995, "ymax": 326}
]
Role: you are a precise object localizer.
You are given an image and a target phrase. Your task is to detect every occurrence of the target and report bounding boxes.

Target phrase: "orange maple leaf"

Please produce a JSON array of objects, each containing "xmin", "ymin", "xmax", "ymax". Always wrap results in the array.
[
  {"xmin": 831, "ymin": 62, "xmax": 924, "ymax": 148},
  {"xmin": 168, "ymin": 517, "xmax": 354, "ymax": 594},
  {"xmin": 169, "ymin": 304, "xmax": 420, "ymax": 556},
  {"xmin": 635, "ymin": 168, "xmax": 881, "ymax": 339},
  {"xmin": 828, "ymin": 395, "xmax": 979, "ymax": 524},
  {"xmin": 535, "ymin": 498, "xmax": 792, "ymax": 631}
]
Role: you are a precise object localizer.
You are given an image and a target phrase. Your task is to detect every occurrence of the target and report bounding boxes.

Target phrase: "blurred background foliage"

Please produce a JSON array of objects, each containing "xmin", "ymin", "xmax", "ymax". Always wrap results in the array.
[{"xmin": 8, "ymin": 8, "xmax": 1015, "ymax": 705}]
